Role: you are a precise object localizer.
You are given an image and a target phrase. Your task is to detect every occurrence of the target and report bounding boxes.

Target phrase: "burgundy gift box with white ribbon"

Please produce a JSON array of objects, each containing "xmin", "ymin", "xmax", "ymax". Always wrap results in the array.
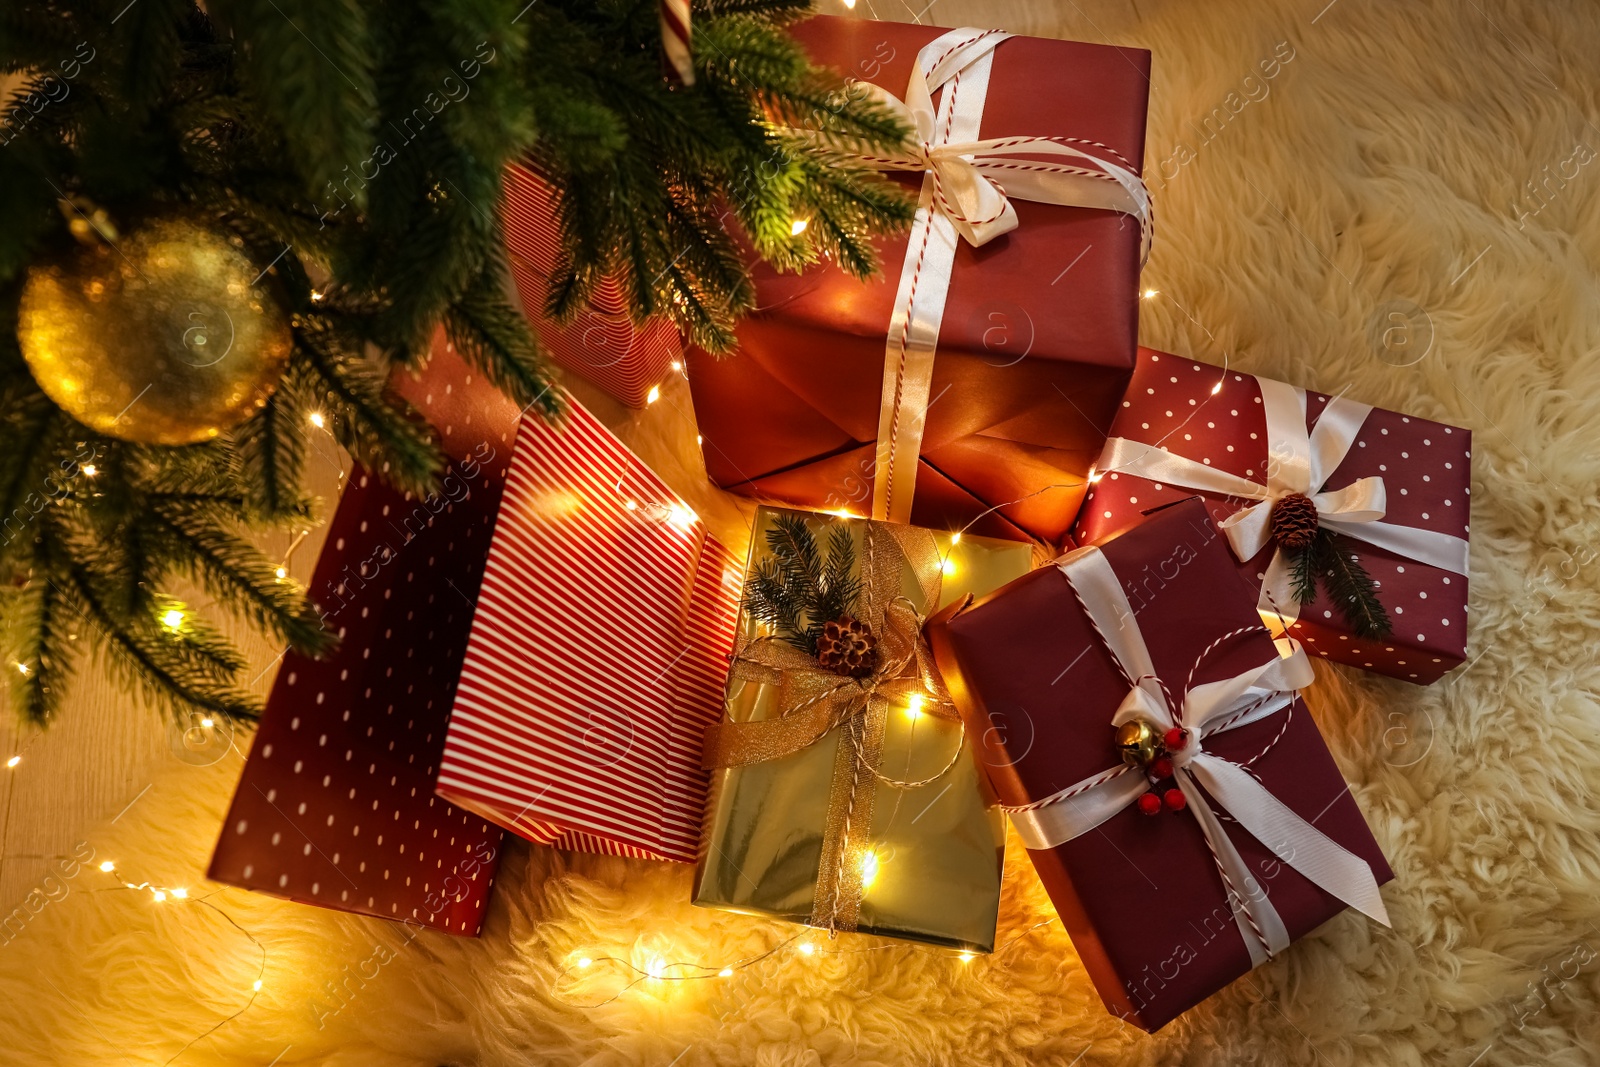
[
  {"xmin": 1071, "ymin": 348, "xmax": 1471, "ymax": 683},
  {"xmin": 503, "ymin": 161, "xmax": 683, "ymax": 408},
  {"xmin": 927, "ymin": 498, "xmax": 1394, "ymax": 1031},
  {"xmin": 436, "ymin": 392, "xmax": 741, "ymax": 862}
]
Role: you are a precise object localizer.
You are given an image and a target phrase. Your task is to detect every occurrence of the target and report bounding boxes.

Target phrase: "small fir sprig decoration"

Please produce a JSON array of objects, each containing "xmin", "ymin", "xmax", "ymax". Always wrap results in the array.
[
  {"xmin": 1274, "ymin": 493, "xmax": 1392, "ymax": 639},
  {"xmin": 743, "ymin": 514, "xmax": 877, "ymax": 677}
]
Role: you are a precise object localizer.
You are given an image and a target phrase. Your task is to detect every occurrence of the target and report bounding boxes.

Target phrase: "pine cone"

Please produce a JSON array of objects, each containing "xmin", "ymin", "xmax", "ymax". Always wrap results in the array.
[
  {"xmin": 1270, "ymin": 492, "xmax": 1320, "ymax": 550},
  {"xmin": 816, "ymin": 615, "xmax": 878, "ymax": 678}
]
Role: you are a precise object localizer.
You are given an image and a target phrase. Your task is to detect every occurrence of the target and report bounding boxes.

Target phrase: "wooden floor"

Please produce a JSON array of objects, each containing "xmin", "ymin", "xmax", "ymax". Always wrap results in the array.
[{"xmin": 0, "ymin": 441, "xmax": 349, "ymax": 908}]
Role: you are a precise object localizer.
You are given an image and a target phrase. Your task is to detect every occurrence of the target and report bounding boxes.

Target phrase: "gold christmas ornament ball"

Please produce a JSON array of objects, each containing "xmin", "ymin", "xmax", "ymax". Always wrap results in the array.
[
  {"xmin": 17, "ymin": 214, "xmax": 293, "ymax": 445},
  {"xmin": 1116, "ymin": 720, "xmax": 1160, "ymax": 767}
]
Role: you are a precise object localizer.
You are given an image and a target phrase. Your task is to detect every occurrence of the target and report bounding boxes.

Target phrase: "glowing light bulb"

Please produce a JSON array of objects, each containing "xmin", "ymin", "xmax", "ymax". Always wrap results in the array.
[
  {"xmin": 308, "ymin": 412, "xmax": 326, "ymax": 428},
  {"xmin": 99, "ymin": 861, "xmax": 115, "ymax": 873},
  {"xmin": 81, "ymin": 464, "xmax": 97, "ymax": 477},
  {"xmin": 790, "ymin": 218, "xmax": 809, "ymax": 236},
  {"xmin": 906, "ymin": 694, "xmax": 924, "ymax": 721},
  {"xmin": 171, "ymin": 887, "xmax": 188, "ymax": 899},
  {"xmin": 275, "ymin": 566, "xmax": 288, "ymax": 580},
  {"xmin": 798, "ymin": 941, "xmax": 815, "ymax": 957},
  {"xmin": 623, "ymin": 500, "xmax": 639, "ymax": 511},
  {"xmin": 577, "ymin": 957, "xmax": 592, "ymax": 969},
  {"xmin": 152, "ymin": 890, "xmax": 167, "ymax": 902},
  {"xmin": 666, "ymin": 503, "xmax": 698, "ymax": 529},
  {"xmin": 718, "ymin": 967, "xmax": 734, "ymax": 977},
  {"xmin": 15, "ymin": 662, "xmax": 28, "ymax": 675},
  {"xmin": 1142, "ymin": 288, "xmax": 1159, "ymax": 300},
  {"xmin": 646, "ymin": 957, "xmax": 667, "ymax": 979},
  {"xmin": 861, "ymin": 849, "xmax": 880, "ymax": 889},
  {"xmin": 959, "ymin": 952, "xmax": 975, "ymax": 963},
  {"xmin": 253, "ymin": 979, "xmax": 263, "ymax": 992},
  {"xmin": 161, "ymin": 609, "xmax": 185, "ymax": 630},
  {"xmin": 1210, "ymin": 381, "xmax": 1223, "ymax": 395},
  {"xmin": 646, "ymin": 385, "xmax": 661, "ymax": 405},
  {"xmin": 1087, "ymin": 469, "xmax": 1104, "ymax": 484},
  {"xmin": 696, "ymin": 434, "xmax": 703, "ymax": 446},
  {"xmin": 5, "ymin": 755, "xmax": 19, "ymax": 769},
  {"xmin": 843, "ymin": 0, "xmax": 856, "ymax": 7},
  {"xmin": 670, "ymin": 360, "xmax": 683, "ymax": 372},
  {"xmin": 201, "ymin": 717, "xmax": 214, "ymax": 729},
  {"xmin": 310, "ymin": 289, "xmax": 325, "ymax": 302},
  {"xmin": 950, "ymin": 532, "xmax": 962, "ymax": 545},
  {"xmin": 940, "ymin": 558, "xmax": 956, "ymax": 576}
]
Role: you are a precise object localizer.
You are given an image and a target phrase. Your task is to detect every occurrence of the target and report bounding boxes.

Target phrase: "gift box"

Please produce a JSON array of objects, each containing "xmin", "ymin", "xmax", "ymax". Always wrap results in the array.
[
  {"xmin": 435, "ymin": 393, "xmax": 742, "ymax": 862},
  {"xmin": 1071, "ymin": 348, "xmax": 1472, "ymax": 683},
  {"xmin": 926, "ymin": 498, "xmax": 1394, "ymax": 1029},
  {"xmin": 685, "ymin": 17, "xmax": 1153, "ymax": 545},
  {"xmin": 692, "ymin": 505, "xmax": 1031, "ymax": 952},
  {"xmin": 503, "ymin": 160, "xmax": 683, "ymax": 408},
  {"xmin": 209, "ymin": 335, "xmax": 518, "ymax": 934}
]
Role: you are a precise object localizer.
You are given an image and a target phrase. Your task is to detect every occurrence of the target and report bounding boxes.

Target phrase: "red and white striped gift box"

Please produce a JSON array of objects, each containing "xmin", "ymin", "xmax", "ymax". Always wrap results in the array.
[
  {"xmin": 502, "ymin": 161, "xmax": 683, "ymax": 408},
  {"xmin": 436, "ymin": 393, "xmax": 742, "ymax": 862}
]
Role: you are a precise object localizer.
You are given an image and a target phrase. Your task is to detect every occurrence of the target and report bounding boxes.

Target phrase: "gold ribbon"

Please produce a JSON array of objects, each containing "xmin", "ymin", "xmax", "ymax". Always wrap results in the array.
[{"xmin": 702, "ymin": 520, "xmax": 959, "ymax": 934}]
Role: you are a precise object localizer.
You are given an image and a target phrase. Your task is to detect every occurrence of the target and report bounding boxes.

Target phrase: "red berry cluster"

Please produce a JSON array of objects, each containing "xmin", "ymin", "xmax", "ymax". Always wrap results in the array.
[{"xmin": 1138, "ymin": 727, "xmax": 1189, "ymax": 816}]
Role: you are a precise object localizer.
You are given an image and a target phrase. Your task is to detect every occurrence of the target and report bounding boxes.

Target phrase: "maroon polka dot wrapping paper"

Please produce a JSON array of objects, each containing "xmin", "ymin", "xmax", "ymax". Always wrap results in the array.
[
  {"xmin": 1070, "ymin": 348, "xmax": 1471, "ymax": 684},
  {"xmin": 208, "ymin": 337, "xmax": 519, "ymax": 935},
  {"xmin": 503, "ymin": 161, "xmax": 682, "ymax": 408},
  {"xmin": 435, "ymin": 394, "xmax": 742, "ymax": 864}
]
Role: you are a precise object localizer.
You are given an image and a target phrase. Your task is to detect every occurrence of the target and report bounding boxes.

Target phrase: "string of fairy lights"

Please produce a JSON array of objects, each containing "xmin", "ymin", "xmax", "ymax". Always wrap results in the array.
[{"xmin": 0, "ymin": 282, "xmax": 1204, "ymax": 1053}]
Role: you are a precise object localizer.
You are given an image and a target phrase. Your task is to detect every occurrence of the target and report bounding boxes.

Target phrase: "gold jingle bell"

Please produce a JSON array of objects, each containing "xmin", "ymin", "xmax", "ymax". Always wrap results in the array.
[
  {"xmin": 17, "ymin": 211, "xmax": 293, "ymax": 445},
  {"xmin": 1116, "ymin": 720, "xmax": 1161, "ymax": 767}
]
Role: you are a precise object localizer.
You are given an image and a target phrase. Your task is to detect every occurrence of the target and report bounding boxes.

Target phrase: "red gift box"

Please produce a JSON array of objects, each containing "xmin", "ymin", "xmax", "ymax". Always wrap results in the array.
[
  {"xmin": 927, "ymin": 498, "xmax": 1394, "ymax": 1031},
  {"xmin": 686, "ymin": 17, "xmax": 1152, "ymax": 545},
  {"xmin": 1071, "ymin": 348, "xmax": 1471, "ymax": 683},
  {"xmin": 436, "ymin": 393, "xmax": 741, "ymax": 862},
  {"xmin": 503, "ymin": 161, "xmax": 683, "ymax": 408},
  {"xmin": 209, "ymin": 336, "xmax": 518, "ymax": 934}
]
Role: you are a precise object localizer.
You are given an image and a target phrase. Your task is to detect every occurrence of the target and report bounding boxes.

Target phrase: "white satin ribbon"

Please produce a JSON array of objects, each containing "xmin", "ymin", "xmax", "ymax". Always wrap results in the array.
[
  {"xmin": 1097, "ymin": 376, "xmax": 1468, "ymax": 628},
  {"xmin": 857, "ymin": 28, "xmax": 1153, "ymax": 523},
  {"xmin": 1005, "ymin": 545, "xmax": 1390, "ymax": 967}
]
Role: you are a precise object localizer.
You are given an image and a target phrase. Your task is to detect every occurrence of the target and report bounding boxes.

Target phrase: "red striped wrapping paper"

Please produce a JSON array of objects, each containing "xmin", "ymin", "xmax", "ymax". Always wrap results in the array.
[
  {"xmin": 436, "ymin": 394, "xmax": 742, "ymax": 862},
  {"xmin": 502, "ymin": 162, "xmax": 683, "ymax": 408}
]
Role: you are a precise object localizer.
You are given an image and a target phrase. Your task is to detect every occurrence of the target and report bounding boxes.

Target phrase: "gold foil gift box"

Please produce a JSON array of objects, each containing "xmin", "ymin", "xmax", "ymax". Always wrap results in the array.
[{"xmin": 693, "ymin": 506, "xmax": 1032, "ymax": 952}]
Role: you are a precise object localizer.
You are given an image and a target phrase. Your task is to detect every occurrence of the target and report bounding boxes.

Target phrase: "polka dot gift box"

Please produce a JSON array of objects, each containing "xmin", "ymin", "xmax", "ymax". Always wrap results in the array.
[
  {"xmin": 208, "ymin": 335, "xmax": 519, "ymax": 934},
  {"xmin": 1070, "ymin": 348, "xmax": 1471, "ymax": 684}
]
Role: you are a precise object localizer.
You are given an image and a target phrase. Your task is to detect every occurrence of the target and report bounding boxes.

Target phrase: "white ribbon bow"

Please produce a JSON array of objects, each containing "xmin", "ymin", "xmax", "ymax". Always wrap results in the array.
[
  {"xmin": 1097, "ymin": 375, "xmax": 1469, "ymax": 628},
  {"xmin": 845, "ymin": 28, "xmax": 1153, "ymax": 525},
  {"xmin": 1005, "ymin": 545, "xmax": 1391, "ymax": 966}
]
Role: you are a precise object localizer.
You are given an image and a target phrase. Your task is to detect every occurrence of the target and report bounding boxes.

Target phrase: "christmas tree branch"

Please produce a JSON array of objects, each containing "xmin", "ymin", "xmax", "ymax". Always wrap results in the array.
[
  {"xmin": 143, "ymin": 497, "xmax": 334, "ymax": 655},
  {"xmin": 65, "ymin": 565, "xmax": 263, "ymax": 721},
  {"xmin": 231, "ymin": 358, "xmax": 313, "ymax": 520},
  {"xmin": 296, "ymin": 323, "xmax": 444, "ymax": 496},
  {"xmin": 443, "ymin": 257, "xmax": 564, "ymax": 420}
]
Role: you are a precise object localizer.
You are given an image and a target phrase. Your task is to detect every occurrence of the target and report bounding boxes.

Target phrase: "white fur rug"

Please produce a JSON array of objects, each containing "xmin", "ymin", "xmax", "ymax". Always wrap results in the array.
[{"xmin": 5, "ymin": 0, "xmax": 1600, "ymax": 1063}]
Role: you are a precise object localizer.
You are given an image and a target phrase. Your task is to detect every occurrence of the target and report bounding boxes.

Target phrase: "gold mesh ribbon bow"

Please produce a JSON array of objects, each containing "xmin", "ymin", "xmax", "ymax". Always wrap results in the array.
[{"xmin": 702, "ymin": 521, "xmax": 959, "ymax": 935}]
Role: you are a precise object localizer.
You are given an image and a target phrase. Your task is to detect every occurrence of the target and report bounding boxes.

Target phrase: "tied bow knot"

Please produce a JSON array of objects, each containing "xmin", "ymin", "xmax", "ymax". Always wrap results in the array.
[
  {"xmin": 702, "ymin": 521, "xmax": 962, "ymax": 935},
  {"xmin": 793, "ymin": 26, "xmax": 1156, "ymax": 526},
  {"xmin": 852, "ymin": 40, "xmax": 1152, "ymax": 256},
  {"xmin": 1002, "ymin": 545, "xmax": 1391, "ymax": 968},
  {"xmin": 1096, "ymin": 375, "xmax": 1469, "ymax": 628}
]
